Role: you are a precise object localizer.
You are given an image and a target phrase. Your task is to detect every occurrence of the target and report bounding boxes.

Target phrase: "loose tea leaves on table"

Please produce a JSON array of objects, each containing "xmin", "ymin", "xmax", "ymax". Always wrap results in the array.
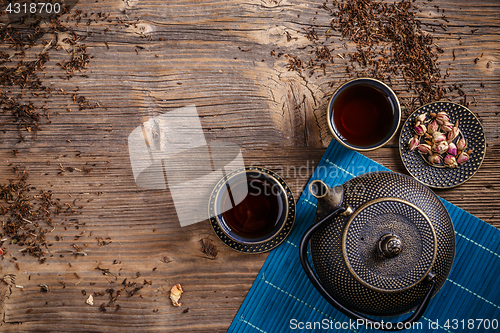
[
  {"xmin": 0, "ymin": 6, "xmax": 107, "ymax": 139},
  {"xmin": 333, "ymin": 0, "xmax": 446, "ymax": 106},
  {"xmin": 0, "ymin": 165, "xmax": 81, "ymax": 262},
  {"xmin": 275, "ymin": 0, "xmax": 456, "ymax": 115}
]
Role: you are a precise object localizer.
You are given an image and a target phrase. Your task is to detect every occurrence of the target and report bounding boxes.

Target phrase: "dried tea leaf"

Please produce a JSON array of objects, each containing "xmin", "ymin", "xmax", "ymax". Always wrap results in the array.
[
  {"xmin": 170, "ymin": 284, "xmax": 183, "ymax": 307},
  {"xmin": 160, "ymin": 256, "xmax": 173, "ymax": 264},
  {"xmin": 1, "ymin": 274, "xmax": 16, "ymax": 286},
  {"xmin": 199, "ymin": 238, "xmax": 218, "ymax": 259},
  {"xmin": 39, "ymin": 284, "xmax": 50, "ymax": 292}
]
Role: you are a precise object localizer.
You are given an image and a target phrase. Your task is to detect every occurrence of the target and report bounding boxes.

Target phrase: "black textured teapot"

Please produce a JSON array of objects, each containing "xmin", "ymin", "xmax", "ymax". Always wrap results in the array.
[{"xmin": 299, "ymin": 172, "xmax": 455, "ymax": 331}]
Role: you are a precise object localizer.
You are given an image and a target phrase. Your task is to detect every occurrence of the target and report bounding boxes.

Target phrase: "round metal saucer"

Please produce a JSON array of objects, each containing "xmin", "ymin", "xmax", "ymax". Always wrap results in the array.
[
  {"xmin": 399, "ymin": 101, "xmax": 486, "ymax": 189},
  {"xmin": 208, "ymin": 167, "xmax": 295, "ymax": 254}
]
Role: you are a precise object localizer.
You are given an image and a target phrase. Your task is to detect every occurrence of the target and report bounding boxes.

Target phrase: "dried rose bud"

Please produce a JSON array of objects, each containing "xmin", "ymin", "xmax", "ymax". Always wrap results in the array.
[
  {"xmin": 444, "ymin": 155, "xmax": 458, "ymax": 168},
  {"xmin": 457, "ymin": 151, "xmax": 469, "ymax": 164},
  {"xmin": 414, "ymin": 123, "xmax": 427, "ymax": 136},
  {"xmin": 456, "ymin": 138, "xmax": 467, "ymax": 151},
  {"xmin": 170, "ymin": 284, "xmax": 183, "ymax": 307},
  {"xmin": 436, "ymin": 111, "xmax": 450, "ymax": 125},
  {"xmin": 447, "ymin": 127, "xmax": 460, "ymax": 143},
  {"xmin": 433, "ymin": 141, "xmax": 449, "ymax": 154},
  {"xmin": 448, "ymin": 142, "xmax": 458, "ymax": 156},
  {"xmin": 432, "ymin": 132, "xmax": 446, "ymax": 143},
  {"xmin": 408, "ymin": 136, "xmax": 420, "ymax": 151},
  {"xmin": 441, "ymin": 121, "xmax": 454, "ymax": 133},
  {"xmin": 427, "ymin": 120, "xmax": 439, "ymax": 135},
  {"xmin": 428, "ymin": 153, "xmax": 441, "ymax": 165},
  {"xmin": 415, "ymin": 113, "xmax": 426, "ymax": 123},
  {"xmin": 418, "ymin": 144, "xmax": 432, "ymax": 155}
]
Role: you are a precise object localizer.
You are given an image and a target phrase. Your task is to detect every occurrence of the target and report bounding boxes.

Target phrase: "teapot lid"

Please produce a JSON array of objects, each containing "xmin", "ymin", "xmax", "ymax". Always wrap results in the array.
[{"xmin": 342, "ymin": 197, "xmax": 437, "ymax": 293}]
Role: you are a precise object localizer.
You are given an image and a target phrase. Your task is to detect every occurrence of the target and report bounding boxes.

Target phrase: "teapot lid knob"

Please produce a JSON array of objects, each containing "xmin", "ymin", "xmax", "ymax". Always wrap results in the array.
[{"xmin": 378, "ymin": 233, "xmax": 402, "ymax": 258}]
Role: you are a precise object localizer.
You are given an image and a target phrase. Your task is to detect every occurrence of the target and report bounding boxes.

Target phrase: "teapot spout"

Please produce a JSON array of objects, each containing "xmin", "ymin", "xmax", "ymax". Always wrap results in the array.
[{"xmin": 309, "ymin": 180, "xmax": 344, "ymax": 223}]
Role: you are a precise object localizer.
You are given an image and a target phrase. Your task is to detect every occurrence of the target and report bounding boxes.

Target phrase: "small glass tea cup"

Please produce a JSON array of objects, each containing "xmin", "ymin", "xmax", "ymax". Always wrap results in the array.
[{"xmin": 327, "ymin": 78, "xmax": 401, "ymax": 151}]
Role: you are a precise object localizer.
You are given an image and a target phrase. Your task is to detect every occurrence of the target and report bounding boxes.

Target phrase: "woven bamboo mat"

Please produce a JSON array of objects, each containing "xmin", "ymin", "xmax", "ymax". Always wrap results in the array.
[{"xmin": 228, "ymin": 140, "xmax": 500, "ymax": 333}]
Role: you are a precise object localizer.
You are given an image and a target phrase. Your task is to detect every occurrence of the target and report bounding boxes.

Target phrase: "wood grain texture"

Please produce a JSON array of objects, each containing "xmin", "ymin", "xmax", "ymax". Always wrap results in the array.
[{"xmin": 0, "ymin": 0, "xmax": 499, "ymax": 332}]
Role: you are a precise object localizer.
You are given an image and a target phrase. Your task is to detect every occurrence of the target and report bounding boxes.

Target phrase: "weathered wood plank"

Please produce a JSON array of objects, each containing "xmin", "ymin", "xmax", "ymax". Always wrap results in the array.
[{"xmin": 0, "ymin": 0, "xmax": 499, "ymax": 332}]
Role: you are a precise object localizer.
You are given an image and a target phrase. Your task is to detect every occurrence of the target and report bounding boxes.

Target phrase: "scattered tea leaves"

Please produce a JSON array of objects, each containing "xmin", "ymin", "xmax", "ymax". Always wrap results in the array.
[
  {"xmin": 0, "ymin": 166, "xmax": 82, "ymax": 262},
  {"xmin": 274, "ymin": 0, "xmax": 456, "ymax": 115}
]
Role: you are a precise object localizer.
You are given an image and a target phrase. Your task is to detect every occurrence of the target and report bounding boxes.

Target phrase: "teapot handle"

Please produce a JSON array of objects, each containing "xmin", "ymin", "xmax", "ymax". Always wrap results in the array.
[{"xmin": 299, "ymin": 207, "xmax": 436, "ymax": 332}]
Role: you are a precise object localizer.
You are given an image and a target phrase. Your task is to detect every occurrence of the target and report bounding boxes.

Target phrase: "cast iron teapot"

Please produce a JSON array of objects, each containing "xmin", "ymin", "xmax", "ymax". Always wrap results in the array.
[{"xmin": 299, "ymin": 171, "xmax": 455, "ymax": 331}]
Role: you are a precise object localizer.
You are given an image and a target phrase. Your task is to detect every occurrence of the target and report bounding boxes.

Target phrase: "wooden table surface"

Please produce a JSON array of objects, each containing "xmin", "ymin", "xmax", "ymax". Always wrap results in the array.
[{"xmin": 1, "ymin": 0, "xmax": 499, "ymax": 332}]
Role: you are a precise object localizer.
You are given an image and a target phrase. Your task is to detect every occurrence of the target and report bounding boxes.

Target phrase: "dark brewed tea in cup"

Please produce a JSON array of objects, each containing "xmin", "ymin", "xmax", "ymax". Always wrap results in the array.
[
  {"xmin": 328, "ymin": 78, "xmax": 401, "ymax": 151},
  {"xmin": 217, "ymin": 173, "xmax": 285, "ymax": 242},
  {"xmin": 332, "ymin": 84, "xmax": 394, "ymax": 147},
  {"xmin": 209, "ymin": 167, "xmax": 295, "ymax": 253}
]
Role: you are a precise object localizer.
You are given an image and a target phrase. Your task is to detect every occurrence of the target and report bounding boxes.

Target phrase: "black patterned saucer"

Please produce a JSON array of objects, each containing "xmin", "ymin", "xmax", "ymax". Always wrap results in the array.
[
  {"xmin": 399, "ymin": 102, "xmax": 486, "ymax": 189},
  {"xmin": 208, "ymin": 167, "xmax": 295, "ymax": 254}
]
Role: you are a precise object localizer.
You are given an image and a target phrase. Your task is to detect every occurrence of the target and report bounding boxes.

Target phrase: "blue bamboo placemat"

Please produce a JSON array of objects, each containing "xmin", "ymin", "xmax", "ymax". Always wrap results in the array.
[{"xmin": 228, "ymin": 140, "xmax": 500, "ymax": 332}]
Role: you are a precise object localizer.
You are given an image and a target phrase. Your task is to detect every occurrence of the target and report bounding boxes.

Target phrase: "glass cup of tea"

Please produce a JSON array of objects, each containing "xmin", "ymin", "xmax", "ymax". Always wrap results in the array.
[
  {"xmin": 209, "ymin": 167, "xmax": 295, "ymax": 253},
  {"xmin": 327, "ymin": 78, "xmax": 401, "ymax": 151}
]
